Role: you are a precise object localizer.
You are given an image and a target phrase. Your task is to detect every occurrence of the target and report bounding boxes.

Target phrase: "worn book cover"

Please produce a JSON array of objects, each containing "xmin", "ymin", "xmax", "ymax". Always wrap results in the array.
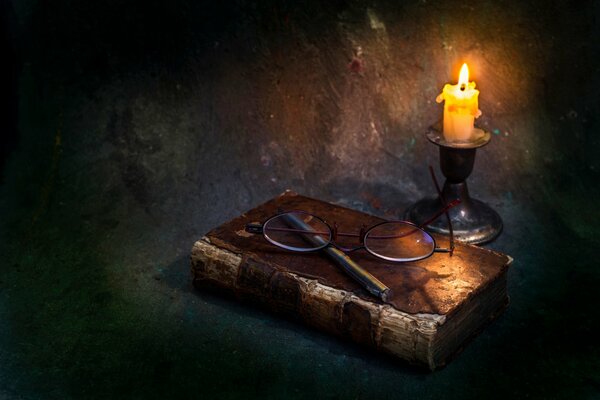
[{"xmin": 191, "ymin": 191, "xmax": 512, "ymax": 370}]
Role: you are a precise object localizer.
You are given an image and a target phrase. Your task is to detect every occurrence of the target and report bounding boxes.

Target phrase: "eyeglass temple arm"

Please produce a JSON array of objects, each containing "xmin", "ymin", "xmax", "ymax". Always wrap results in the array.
[
  {"xmin": 246, "ymin": 224, "xmax": 333, "ymax": 236},
  {"xmin": 427, "ymin": 165, "xmax": 456, "ymax": 254},
  {"xmin": 418, "ymin": 198, "xmax": 460, "ymax": 229}
]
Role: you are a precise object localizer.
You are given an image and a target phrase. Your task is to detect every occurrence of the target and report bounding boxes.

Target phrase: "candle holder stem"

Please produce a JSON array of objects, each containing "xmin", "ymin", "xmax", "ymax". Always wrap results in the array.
[{"xmin": 405, "ymin": 126, "xmax": 503, "ymax": 245}]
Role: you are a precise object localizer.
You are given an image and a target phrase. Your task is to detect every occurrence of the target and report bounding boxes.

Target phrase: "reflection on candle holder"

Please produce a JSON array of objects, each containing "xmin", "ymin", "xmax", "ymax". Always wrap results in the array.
[{"xmin": 405, "ymin": 123, "xmax": 503, "ymax": 245}]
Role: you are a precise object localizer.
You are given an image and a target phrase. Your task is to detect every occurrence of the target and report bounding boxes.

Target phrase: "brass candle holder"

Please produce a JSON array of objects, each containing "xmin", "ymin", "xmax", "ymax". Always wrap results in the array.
[{"xmin": 405, "ymin": 124, "xmax": 503, "ymax": 245}]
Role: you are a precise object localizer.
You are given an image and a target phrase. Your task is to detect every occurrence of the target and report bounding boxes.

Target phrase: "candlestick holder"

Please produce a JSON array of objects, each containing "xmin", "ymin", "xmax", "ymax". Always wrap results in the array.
[{"xmin": 405, "ymin": 124, "xmax": 503, "ymax": 244}]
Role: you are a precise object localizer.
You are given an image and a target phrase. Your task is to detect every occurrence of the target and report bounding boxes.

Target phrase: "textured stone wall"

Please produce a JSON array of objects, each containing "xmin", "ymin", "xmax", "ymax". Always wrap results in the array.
[{"xmin": 8, "ymin": 0, "xmax": 598, "ymax": 222}]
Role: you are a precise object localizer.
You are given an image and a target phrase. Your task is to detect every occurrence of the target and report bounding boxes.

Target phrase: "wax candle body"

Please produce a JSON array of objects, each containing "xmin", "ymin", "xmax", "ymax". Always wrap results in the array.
[{"xmin": 436, "ymin": 64, "xmax": 482, "ymax": 142}]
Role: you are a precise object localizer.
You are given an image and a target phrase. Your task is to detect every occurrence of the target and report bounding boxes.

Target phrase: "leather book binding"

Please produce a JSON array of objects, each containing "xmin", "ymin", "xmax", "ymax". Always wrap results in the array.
[{"xmin": 190, "ymin": 191, "xmax": 512, "ymax": 370}]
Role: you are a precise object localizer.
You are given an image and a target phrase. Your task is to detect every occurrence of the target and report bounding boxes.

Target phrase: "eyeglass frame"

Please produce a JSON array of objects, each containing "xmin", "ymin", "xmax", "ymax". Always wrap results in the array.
[{"xmin": 245, "ymin": 197, "xmax": 459, "ymax": 263}]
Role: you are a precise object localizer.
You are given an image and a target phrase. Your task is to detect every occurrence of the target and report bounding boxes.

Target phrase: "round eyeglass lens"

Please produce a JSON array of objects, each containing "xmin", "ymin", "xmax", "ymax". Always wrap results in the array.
[
  {"xmin": 263, "ymin": 211, "xmax": 331, "ymax": 252},
  {"xmin": 364, "ymin": 222, "xmax": 435, "ymax": 262}
]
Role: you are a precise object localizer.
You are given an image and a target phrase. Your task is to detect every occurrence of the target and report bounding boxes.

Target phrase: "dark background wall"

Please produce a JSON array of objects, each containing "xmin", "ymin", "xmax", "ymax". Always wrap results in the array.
[{"xmin": 0, "ymin": 0, "xmax": 599, "ymax": 398}]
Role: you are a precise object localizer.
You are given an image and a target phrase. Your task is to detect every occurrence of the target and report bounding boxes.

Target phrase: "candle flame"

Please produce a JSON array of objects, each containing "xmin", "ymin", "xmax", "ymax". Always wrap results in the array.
[{"xmin": 458, "ymin": 63, "xmax": 469, "ymax": 87}]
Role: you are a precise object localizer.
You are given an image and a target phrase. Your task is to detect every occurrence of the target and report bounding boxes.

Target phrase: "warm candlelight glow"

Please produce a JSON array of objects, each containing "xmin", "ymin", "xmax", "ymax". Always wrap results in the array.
[{"xmin": 436, "ymin": 63, "xmax": 482, "ymax": 142}]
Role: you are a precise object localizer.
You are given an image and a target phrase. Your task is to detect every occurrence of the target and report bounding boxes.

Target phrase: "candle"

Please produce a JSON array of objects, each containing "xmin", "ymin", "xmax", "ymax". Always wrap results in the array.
[{"xmin": 436, "ymin": 63, "xmax": 482, "ymax": 142}]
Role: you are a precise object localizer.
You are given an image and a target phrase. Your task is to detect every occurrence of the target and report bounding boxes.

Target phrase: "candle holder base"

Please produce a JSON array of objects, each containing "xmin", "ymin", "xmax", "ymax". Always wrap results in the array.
[
  {"xmin": 404, "ymin": 192, "xmax": 503, "ymax": 245},
  {"xmin": 405, "ymin": 124, "xmax": 503, "ymax": 245}
]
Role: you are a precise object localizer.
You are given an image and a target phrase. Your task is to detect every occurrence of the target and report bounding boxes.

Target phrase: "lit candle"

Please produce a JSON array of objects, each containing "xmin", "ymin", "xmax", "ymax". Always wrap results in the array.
[{"xmin": 436, "ymin": 63, "xmax": 482, "ymax": 142}]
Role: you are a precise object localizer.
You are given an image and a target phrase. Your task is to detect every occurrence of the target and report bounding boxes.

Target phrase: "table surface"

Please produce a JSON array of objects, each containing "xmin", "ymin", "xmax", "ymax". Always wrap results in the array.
[{"xmin": 1, "ymin": 0, "xmax": 598, "ymax": 399}]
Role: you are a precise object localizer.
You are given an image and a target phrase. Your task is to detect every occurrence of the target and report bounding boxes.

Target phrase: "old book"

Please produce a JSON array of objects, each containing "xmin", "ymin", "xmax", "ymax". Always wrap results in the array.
[{"xmin": 190, "ymin": 191, "xmax": 512, "ymax": 370}]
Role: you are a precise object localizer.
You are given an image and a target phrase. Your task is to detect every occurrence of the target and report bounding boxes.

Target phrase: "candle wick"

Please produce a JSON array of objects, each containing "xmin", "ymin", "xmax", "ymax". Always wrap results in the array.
[{"xmin": 460, "ymin": 84, "xmax": 466, "ymax": 91}]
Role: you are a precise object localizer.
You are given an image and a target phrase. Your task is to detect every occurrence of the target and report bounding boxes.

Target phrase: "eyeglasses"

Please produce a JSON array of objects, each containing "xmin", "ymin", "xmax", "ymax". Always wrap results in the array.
[
  {"xmin": 245, "ymin": 197, "xmax": 458, "ymax": 263},
  {"xmin": 246, "ymin": 167, "xmax": 457, "ymax": 264}
]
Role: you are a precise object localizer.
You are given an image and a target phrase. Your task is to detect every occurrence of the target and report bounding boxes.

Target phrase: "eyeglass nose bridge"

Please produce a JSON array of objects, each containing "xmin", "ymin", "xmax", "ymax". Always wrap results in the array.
[{"xmin": 324, "ymin": 223, "xmax": 364, "ymax": 253}]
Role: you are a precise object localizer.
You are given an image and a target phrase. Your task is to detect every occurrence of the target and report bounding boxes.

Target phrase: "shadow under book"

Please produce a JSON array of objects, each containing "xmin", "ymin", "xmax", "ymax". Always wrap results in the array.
[{"xmin": 190, "ymin": 192, "xmax": 512, "ymax": 370}]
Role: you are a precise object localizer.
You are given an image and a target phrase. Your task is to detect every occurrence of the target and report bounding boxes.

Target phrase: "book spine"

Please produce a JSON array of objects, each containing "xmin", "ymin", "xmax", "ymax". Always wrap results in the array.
[{"xmin": 191, "ymin": 238, "xmax": 442, "ymax": 369}]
